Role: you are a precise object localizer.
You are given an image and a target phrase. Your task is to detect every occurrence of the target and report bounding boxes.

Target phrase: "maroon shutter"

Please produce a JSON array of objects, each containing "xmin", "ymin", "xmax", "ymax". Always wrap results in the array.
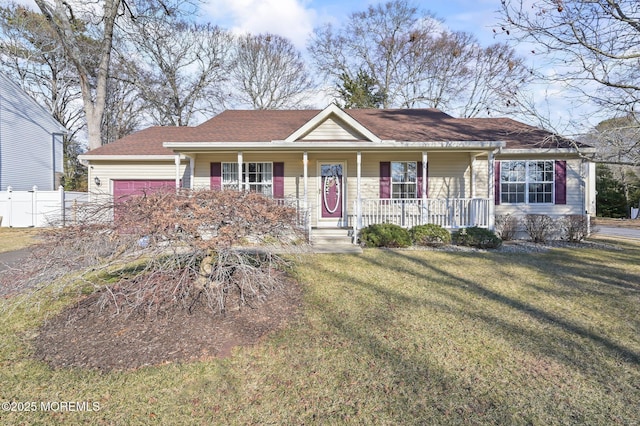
[
  {"xmin": 555, "ymin": 160, "xmax": 567, "ymax": 204},
  {"xmin": 494, "ymin": 161, "xmax": 501, "ymax": 205},
  {"xmin": 273, "ymin": 162, "xmax": 284, "ymax": 199},
  {"xmin": 417, "ymin": 161, "xmax": 428, "ymax": 197},
  {"xmin": 380, "ymin": 162, "xmax": 391, "ymax": 198},
  {"xmin": 210, "ymin": 162, "xmax": 222, "ymax": 190}
]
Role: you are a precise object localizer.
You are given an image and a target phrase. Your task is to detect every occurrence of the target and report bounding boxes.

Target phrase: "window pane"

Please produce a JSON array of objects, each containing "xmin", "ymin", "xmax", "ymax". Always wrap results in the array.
[
  {"xmin": 222, "ymin": 163, "xmax": 239, "ymax": 190},
  {"xmin": 391, "ymin": 162, "xmax": 417, "ymax": 198}
]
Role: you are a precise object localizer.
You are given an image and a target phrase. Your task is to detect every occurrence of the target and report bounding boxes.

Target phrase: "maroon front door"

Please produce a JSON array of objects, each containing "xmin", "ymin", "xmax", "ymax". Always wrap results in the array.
[{"xmin": 320, "ymin": 163, "xmax": 343, "ymax": 219}]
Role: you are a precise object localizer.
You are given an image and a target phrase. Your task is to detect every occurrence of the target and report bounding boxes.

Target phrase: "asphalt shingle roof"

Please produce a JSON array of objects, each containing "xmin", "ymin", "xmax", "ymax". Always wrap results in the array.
[{"xmin": 84, "ymin": 108, "xmax": 585, "ymax": 156}]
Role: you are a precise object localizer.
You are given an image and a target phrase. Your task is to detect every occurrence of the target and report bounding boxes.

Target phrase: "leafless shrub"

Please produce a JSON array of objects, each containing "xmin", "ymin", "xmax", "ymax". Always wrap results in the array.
[
  {"xmin": 495, "ymin": 214, "xmax": 520, "ymax": 241},
  {"xmin": 1, "ymin": 190, "xmax": 306, "ymax": 316},
  {"xmin": 560, "ymin": 215, "xmax": 590, "ymax": 242},
  {"xmin": 523, "ymin": 214, "xmax": 556, "ymax": 243}
]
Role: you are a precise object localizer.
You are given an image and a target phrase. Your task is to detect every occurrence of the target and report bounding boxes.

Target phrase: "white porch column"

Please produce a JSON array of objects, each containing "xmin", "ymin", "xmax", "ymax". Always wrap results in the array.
[
  {"xmin": 470, "ymin": 153, "xmax": 476, "ymax": 198},
  {"xmin": 303, "ymin": 151, "xmax": 308, "ymax": 210},
  {"xmin": 189, "ymin": 156, "xmax": 195, "ymax": 190},
  {"xmin": 422, "ymin": 152, "xmax": 428, "ymax": 224},
  {"xmin": 488, "ymin": 151, "xmax": 496, "ymax": 230},
  {"xmin": 237, "ymin": 151, "xmax": 243, "ymax": 191},
  {"xmin": 174, "ymin": 154, "xmax": 181, "ymax": 192},
  {"xmin": 356, "ymin": 151, "xmax": 362, "ymax": 230}
]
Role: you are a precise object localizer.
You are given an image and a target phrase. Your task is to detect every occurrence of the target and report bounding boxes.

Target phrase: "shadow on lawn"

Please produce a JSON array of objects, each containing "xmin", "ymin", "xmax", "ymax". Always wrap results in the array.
[
  {"xmin": 304, "ymin": 257, "xmax": 509, "ymax": 421},
  {"xmin": 372, "ymin": 249, "xmax": 640, "ymax": 369}
]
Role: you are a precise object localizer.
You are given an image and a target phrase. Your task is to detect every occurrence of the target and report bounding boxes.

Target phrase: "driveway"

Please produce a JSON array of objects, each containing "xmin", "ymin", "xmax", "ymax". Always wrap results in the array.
[
  {"xmin": 0, "ymin": 248, "xmax": 32, "ymax": 273},
  {"xmin": 595, "ymin": 226, "xmax": 640, "ymax": 240}
]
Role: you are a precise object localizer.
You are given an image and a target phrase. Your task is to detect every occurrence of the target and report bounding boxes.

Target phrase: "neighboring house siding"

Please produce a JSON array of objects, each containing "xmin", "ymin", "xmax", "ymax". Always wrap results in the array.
[{"xmin": 0, "ymin": 73, "xmax": 64, "ymax": 191}]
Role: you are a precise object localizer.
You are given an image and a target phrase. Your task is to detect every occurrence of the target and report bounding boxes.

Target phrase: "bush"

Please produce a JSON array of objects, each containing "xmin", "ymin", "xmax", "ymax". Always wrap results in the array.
[
  {"xmin": 409, "ymin": 224, "xmax": 451, "ymax": 246},
  {"xmin": 523, "ymin": 214, "xmax": 556, "ymax": 243},
  {"xmin": 561, "ymin": 215, "xmax": 590, "ymax": 242},
  {"xmin": 452, "ymin": 227, "xmax": 502, "ymax": 249},
  {"xmin": 1, "ymin": 190, "xmax": 304, "ymax": 316},
  {"xmin": 495, "ymin": 214, "xmax": 520, "ymax": 241},
  {"xmin": 359, "ymin": 223, "xmax": 412, "ymax": 248}
]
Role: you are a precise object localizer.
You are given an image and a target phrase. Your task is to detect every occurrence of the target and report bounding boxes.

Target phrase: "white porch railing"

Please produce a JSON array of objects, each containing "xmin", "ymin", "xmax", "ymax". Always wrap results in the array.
[{"xmin": 356, "ymin": 198, "xmax": 491, "ymax": 230}]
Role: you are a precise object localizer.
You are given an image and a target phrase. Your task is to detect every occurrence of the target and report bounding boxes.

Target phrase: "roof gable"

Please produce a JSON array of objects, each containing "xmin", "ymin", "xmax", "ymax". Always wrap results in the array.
[{"xmin": 285, "ymin": 104, "xmax": 381, "ymax": 143}]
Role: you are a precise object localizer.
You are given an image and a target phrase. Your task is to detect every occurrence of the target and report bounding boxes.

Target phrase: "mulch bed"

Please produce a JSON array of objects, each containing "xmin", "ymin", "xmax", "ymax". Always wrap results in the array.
[{"xmin": 32, "ymin": 279, "xmax": 303, "ymax": 373}]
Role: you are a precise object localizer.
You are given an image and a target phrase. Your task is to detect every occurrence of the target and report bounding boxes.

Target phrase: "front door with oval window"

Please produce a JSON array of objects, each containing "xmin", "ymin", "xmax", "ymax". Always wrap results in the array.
[{"xmin": 319, "ymin": 163, "xmax": 344, "ymax": 225}]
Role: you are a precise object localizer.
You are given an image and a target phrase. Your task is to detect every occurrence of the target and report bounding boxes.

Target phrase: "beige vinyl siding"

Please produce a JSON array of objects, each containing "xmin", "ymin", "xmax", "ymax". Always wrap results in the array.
[
  {"xmin": 88, "ymin": 160, "xmax": 187, "ymax": 201},
  {"xmin": 472, "ymin": 154, "xmax": 490, "ymax": 199},
  {"xmin": 301, "ymin": 117, "xmax": 366, "ymax": 141}
]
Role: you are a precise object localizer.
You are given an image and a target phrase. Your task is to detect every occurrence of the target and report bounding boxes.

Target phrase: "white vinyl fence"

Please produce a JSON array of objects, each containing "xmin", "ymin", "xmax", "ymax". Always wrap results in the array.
[{"xmin": 0, "ymin": 186, "xmax": 88, "ymax": 227}]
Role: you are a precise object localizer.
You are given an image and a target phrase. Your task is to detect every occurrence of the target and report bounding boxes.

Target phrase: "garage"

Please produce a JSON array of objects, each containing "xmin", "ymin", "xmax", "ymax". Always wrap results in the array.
[{"xmin": 112, "ymin": 180, "xmax": 175, "ymax": 201}]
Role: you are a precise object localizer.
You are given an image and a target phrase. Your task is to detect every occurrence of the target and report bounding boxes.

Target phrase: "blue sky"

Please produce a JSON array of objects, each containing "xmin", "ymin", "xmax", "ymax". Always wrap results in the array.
[
  {"xmin": 201, "ymin": 0, "xmax": 506, "ymax": 49},
  {"xmin": 13, "ymin": 0, "xmax": 601, "ymax": 132}
]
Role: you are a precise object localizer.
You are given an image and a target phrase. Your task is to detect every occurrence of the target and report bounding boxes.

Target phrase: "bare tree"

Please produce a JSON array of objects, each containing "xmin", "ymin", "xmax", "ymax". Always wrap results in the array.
[
  {"xmin": 31, "ymin": 0, "xmax": 196, "ymax": 149},
  {"xmin": 32, "ymin": 0, "xmax": 123, "ymax": 150},
  {"xmin": 460, "ymin": 43, "xmax": 531, "ymax": 118},
  {"xmin": 0, "ymin": 3, "xmax": 87, "ymax": 189},
  {"xmin": 500, "ymin": 0, "xmax": 640, "ymax": 118},
  {"xmin": 309, "ymin": 0, "xmax": 435, "ymax": 109},
  {"xmin": 230, "ymin": 33, "xmax": 314, "ymax": 110},
  {"xmin": 309, "ymin": 0, "xmax": 531, "ymax": 116},
  {"xmin": 124, "ymin": 20, "xmax": 233, "ymax": 126}
]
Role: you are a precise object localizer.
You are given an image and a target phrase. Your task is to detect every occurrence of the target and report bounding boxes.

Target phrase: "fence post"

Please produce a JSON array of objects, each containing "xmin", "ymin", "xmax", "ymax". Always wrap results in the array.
[
  {"xmin": 7, "ymin": 186, "xmax": 12, "ymax": 227},
  {"xmin": 59, "ymin": 185, "xmax": 65, "ymax": 227},
  {"xmin": 32, "ymin": 185, "xmax": 38, "ymax": 227}
]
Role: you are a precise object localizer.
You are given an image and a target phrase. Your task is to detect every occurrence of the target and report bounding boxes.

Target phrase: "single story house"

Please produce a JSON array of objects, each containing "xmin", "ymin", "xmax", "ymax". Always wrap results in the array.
[
  {"xmin": 0, "ymin": 71, "xmax": 66, "ymax": 191},
  {"xmin": 79, "ymin": 104, "xmax": 596, "ymax": 241}
]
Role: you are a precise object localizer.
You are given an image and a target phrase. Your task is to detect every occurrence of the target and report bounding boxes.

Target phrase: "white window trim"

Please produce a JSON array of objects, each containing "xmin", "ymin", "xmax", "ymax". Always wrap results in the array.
[
  {"xmin": 391, "ymin": 161, "xmax": 418, "ymax": 199},
  {"xmin": 222, "ymin": 162, "xmax": 274, "ymax": 196}
]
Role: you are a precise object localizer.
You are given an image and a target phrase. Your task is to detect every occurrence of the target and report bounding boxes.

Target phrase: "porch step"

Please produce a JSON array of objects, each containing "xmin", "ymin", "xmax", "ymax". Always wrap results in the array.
[{"xmin": 310, "ymin": 228, "xmax": 362, "ymax": 253}]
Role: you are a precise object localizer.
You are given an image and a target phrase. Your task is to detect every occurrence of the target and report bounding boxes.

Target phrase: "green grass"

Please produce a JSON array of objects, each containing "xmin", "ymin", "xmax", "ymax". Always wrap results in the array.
[
  {"xmin": 0, "ymin": 228, "xmax": 41, "ymax": 253},
  {"xmin": 1, "ymin": 240, "xmax": 639, "ymax": 424}
]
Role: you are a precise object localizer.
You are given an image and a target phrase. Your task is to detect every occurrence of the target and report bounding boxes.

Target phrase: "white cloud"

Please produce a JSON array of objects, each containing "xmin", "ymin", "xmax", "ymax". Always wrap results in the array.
[{"xmin": 201, "ymin": 0, "xmax": 317, "ymax": 49}]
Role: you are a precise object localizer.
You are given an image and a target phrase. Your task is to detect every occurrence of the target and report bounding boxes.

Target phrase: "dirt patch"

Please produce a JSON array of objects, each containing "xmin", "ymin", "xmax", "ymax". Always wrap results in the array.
[{"xmin": 33, "ymin": 279, "xmax": 303, "ymax": 372}]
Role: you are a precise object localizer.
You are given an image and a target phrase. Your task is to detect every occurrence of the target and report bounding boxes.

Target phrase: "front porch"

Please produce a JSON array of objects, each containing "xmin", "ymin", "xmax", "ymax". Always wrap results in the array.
[{"xmin": 281, "ymin": 196, "xmax": 492, "ymax": 244}]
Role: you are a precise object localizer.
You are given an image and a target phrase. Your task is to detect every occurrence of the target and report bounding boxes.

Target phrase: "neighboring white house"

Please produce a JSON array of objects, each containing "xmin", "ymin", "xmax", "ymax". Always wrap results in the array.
[
  {"xmin": 79, "ymin": 104, "xmax": 597, "ymax": 238},
  {"xmin": 0, "ymin": 71, "xmax": 66, "ymax": 191}
]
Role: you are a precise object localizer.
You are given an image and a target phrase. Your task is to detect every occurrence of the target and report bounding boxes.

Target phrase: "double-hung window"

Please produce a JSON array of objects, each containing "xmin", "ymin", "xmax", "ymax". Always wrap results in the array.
[
  {"xmin": 391, "ymin": 162, "xmax": 417, "ymax": 199},
  {"xmin": 222, "ymin": 162, "xmax": 273, "ymax": 196},
  {"xmin": 500, "ymin": 160, "xmax": 554, "ymax": 204}
]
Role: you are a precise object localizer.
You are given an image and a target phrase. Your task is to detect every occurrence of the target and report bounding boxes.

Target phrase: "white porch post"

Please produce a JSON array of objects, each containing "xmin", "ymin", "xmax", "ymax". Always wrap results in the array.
[
  {"xmin": 174, "ymin": 154, "xmax": 181, "ymax": 192},
  {"xmin": 303, "ymin": 151, "xmax": 309, "ymax": 237},
  {"xmin": 237, "ymin": 151, "xmax": 243, "ymax": 191},
  {"xmin": 356, "ymin": 151, "xmax": 362, "ymax": 231},
  {"xmin": 470, "ymin": 153, "xmax": 476, "ymax": 198},
  {"xmin": 303, "ymin": 152, "xmax": 308, "ymax": 209},
  {"xmin": 422, "ymin": 152, "xmax": 428, "ymax": 224},
  {"xmin": 488, "ymin": 151, "xmax": 496, "ymax": 230},
  {"xmin": 189, "ymin": 156, "xmax": 195, "ymax": 190}
]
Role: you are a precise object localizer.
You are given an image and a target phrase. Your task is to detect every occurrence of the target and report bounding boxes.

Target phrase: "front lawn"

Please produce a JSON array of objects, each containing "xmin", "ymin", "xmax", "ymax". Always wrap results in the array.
[
  {"xmin": 0, "ymin": 228, "xmax": 40, "ymax": 253},
  {"xmin": 1, "ymin": 239, "xmax": 639, "ymax": 424}
]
